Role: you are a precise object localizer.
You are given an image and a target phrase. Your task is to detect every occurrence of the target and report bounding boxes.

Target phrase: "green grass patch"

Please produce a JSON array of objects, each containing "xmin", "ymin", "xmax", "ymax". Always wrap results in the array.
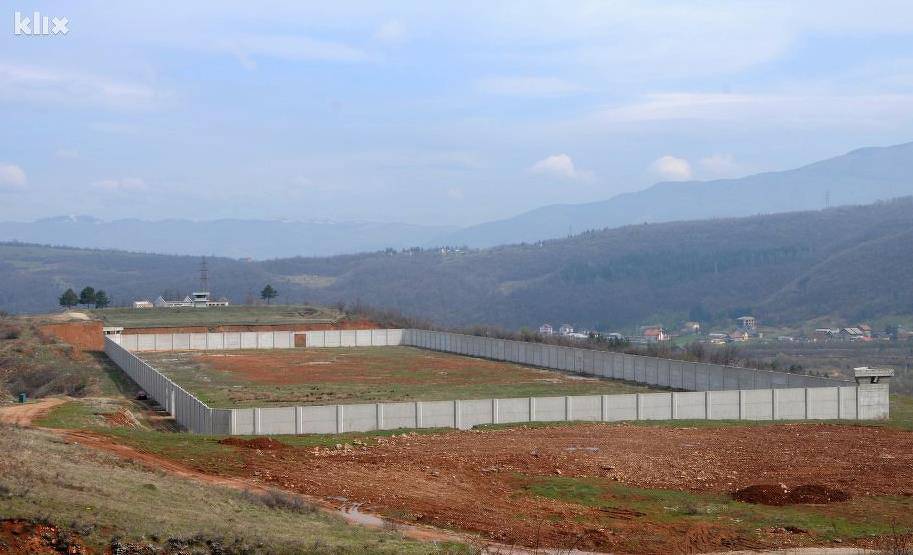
[
  {"xmin": 34, "ymin": 400, "xmax": 101, "ymax": 429},
  {"xmin": 141, "ymin": 346, "xmax": 659, "ymax": 408},
  {"xmin": 521, "ymin": 475, "xmax": 913, "ymax": 542}
]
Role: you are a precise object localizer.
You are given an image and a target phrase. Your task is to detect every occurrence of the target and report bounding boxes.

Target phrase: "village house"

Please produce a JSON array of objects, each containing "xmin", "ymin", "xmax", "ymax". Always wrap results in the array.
[
  {"xmin": 641, "ymin": 326, "xmax": 669, "ymax": 342},
  {"xmin": 736, "ymin": 316, "xmax": 757, "ymax": 332},
  {"xmin": 538, "ymin": 323, "xmax": 554, "ymax": 335},
  {"xmin": 152, "ymin": 291, "xmax": 229, "ymax": 308},
  {"xmin": 558, "ymin": 324, "xmax": 574, "ymax": 336}
]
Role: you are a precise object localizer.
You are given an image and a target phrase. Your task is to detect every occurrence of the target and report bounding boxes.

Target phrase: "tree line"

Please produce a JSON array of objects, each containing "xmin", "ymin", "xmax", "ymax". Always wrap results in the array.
[{"xmin": 58, "ymin": 286, "xmax": 110, "ymax": 309}]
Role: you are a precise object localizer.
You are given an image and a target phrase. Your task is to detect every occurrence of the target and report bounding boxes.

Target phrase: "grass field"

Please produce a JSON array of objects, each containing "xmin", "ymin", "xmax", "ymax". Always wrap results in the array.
[
  {"xmin": 91, "ymin": 305, "xmax": 343, "ymax": 328},
  {"xmin": 140, "ymin": 346, "xmax": 659, "ymax": 408}
]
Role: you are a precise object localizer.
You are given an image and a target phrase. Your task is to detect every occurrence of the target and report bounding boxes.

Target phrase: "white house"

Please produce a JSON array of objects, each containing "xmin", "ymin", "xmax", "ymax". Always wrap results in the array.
[{"xmin": 538, "ymin": 323, "xmax": 554, "ymax": 335}]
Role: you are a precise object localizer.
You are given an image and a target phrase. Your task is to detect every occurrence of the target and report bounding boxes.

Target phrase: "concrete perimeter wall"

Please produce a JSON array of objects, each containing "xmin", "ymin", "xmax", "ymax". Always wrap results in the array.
[
  {"xmin": 105, "ymin": 329, "xmax": 890, "ymax": 435},
  {"xmin": 224, "ymin": 384, "xmax": 889, "ymax": 435},
  {"xmin": 114, "ymin": 329, "xmax": 404, "ymax": 352},
  {"xmin": 401, "ymin": 329, "xmax": 849, "ymax": 391},
  {"xmin": 104, "ymin": 336, "xmax": 215, "ymax": 434}
]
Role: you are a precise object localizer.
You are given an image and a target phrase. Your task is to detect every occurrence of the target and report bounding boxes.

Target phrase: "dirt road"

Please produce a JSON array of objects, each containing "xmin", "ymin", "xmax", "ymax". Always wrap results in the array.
[{"xmin": 0, "ymin": 397, "xmax": 68, "ymax": 426}]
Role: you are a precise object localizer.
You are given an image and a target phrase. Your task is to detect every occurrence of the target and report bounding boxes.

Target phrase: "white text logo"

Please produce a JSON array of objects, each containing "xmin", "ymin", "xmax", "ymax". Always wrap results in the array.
[{"xmin": 14, "ymin": 11, "xmax": 69, "ymax": 36}]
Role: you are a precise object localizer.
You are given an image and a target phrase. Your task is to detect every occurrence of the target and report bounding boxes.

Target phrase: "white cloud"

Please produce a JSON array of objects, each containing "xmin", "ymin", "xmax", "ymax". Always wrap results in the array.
[
  {"xmin": 374, "ymin": 20, "xmax": 407, "ymax": 44},
  {"xmin": 446, "ymin": 187, "xmax": 464, "ymax": 200},
  {"xmin": 0, "ymin": 164, "xmax": 27, "ymax": 192},
  {"xmin": 55, "ymin": 148, "xmax": 80, "ymax": 160},
  {"xmin": 92, "ymin": 177, "xmax": 147, "ymax": 192},
  {"xmin": 476, "ymin": 76, "xmax": 584, "ymax": 97},
  {"xmin": 530, "ymin": 154, "xmax": 592, "ymax": 180},
  {"xmin": 0, "ymin": 63, "xmax": 162, "ymax": 110},
  {"xmin": 650, "ymin": 156, "xmax": 692, "ymax": 181},
  {"xmin": 699, "ymin": 154, "xmax": 742, "ymax": 178}
]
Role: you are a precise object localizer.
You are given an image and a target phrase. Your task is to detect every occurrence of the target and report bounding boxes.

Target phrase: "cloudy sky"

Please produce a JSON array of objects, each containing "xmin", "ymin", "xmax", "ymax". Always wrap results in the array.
[{"xmin": 3, "ymin": 1, "xmax": 913, "ymax": 226}]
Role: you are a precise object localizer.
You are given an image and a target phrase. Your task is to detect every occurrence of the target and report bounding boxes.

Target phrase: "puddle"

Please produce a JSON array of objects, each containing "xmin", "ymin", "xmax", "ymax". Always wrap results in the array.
[{"xmin": 342, "ymin": 503, "xmax": 385, "ymax": 527}]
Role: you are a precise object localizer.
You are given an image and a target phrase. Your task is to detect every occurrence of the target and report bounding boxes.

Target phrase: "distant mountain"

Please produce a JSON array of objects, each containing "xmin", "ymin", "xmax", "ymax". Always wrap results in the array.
[
  {"xmin": 3, "ymin": 198, "xmax": 913, "ymax": 331},
  {"xmin": 0, "ymin": 217, "xmax": 456, "ymax": 259},
  {"xmin": 438, "ymin": 142, "xmax": 913, "ymax": 247}
]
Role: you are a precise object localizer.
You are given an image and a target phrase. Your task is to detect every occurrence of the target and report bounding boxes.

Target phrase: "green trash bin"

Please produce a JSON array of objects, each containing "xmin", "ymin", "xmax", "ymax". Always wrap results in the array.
[{"xmin": 18, "ymin": 393, "xmax": 27, "ymax": 403}]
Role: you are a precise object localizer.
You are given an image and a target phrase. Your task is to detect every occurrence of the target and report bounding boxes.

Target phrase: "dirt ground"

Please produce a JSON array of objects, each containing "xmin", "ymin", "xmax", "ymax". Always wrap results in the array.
[
  {"xmin": 37, "ymin": 321, "xmax": 104, "ymax": 352},
  {"xmin": 118, "ymin": 422, "xmax": 913, "ymax": 553},
  {"xmin": 141, "ymin": 347, "xmax": 653, "ymax": 407},
  {"xmin": 0, "ymin": 397, "xmax": 68, "ymax": 426}
]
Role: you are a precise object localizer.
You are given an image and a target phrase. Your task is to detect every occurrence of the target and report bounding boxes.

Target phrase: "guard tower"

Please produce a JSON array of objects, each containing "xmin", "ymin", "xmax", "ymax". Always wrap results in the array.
[{"xmin": 854, "ymin": 367, "xmax": 894, "ymax": 420}]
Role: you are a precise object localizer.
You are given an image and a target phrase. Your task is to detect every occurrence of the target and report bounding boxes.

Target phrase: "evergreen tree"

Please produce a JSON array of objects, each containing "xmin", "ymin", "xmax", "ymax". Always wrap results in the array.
[
  {"xmin": 79, "ymin": 286, "xmax": 96, "ymax": 308},
  {"xmin": 94, "ymin": 290, "xmax": 110, "ymax": 309},
  {"xmin": 260, "ymin": 284, "xmax": 278, "ymax": 305},
  {"xmin": 59, "ymin": 288, "xmax": 79, "ymax": 309}
]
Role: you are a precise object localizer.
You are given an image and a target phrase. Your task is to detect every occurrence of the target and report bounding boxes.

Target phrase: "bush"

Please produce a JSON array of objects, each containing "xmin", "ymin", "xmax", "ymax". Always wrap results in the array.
[{"xmin": 240, "ymin": 489, "xmax": 316, "ymax": 514}]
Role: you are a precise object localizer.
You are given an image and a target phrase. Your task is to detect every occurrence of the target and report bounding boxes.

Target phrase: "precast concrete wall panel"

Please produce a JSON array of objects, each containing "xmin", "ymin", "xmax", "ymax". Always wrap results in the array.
[
  {"xmin": 604, "ymin": 394, "xmax": 637, "ymax": 421},
  {"xmin": 233, "ymin": 409, "xmax": 255, "ymax": 435},
  {"xmin": 776, "ymin": 388, "xmax": 807, "ymax": 420},
  {"xmin": 207, "ymin": 333, "xmax": 225, "ymax": 350},
  {"xmin": 341, "ymin": 330, "xmax": 357, "ymax": 347},
  {"xmin": 422, "ymin": 401, "xmax": 456, "ymax": 428},
  {"xmin": 675, "ymin": 392, "xmax": 707, "ymax": 419},
  {"xmin": 239, "ymin": 333, "xmax": 257, "ymax": 349},
  {"xmin": 299, "ymin": 405, "xmax": 337, "ymax": 434},
  {"xmin": 212, "ymin": 409, "xmax": 233, "ymax": 435},
  {"xmin": 807, "ymin": 387, "xmax": 839, "ymax": 420},
  {"xmin": 743, "ymin": 389, "xmax": 773, "ymax": 420},
  {"xmin": 858, "ymin": 385, "xmax": 890, "ymax": 420},
  {"xmin": 381, "ymin": 402, "xmax": 418, "ymax": 430},
  {"xmin": 533, "ymin": 396, "xmax": 567, "ymax": 422},
  {"xmin": 171, "ymin": 334, "xmax": 189, "ymax": 350},
  {"xmin": 343, "ymin": 403, "xmax": 378, "ymax": 432},
  {"xmin": 190, "ymin": 334, "xmax": 207, "ymax": 350},
  {"xmin": 709, "ymin": 390, "xmax": 740, "ymax": 419},
  {"xmin": 356, "ymin": 330, "xmax": 372, "ymax": 346},
  {"xmin": 223, "ymin": 333, "xmax": 241, "ymax": 349},
  {"xmin": 569, "ymin": 395, "xmax": 602, "ymax": 421},
  {"xmin": 460, "ymin": 399, "xmax": 493, "ymax": 428},
  {"xmin": 498, "ymin": 397, "xmax": 531, "ymax": 423},
  {"xmin": 260, "ymin": 407, "xmax": 296, "ymax": 435},
  {"xmin": 839, "ymin": 386, "xmax": 858, "ymax": 419},
  {"xmin": 640, "ymin": 393, "xmax": 673, "ymax": 420}
]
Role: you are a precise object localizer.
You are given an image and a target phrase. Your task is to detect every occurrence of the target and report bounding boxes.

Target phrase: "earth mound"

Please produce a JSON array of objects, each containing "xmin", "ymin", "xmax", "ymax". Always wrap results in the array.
[{"xmin": 733, "ymin": 484, "xmax": 851, "ymax": 505}]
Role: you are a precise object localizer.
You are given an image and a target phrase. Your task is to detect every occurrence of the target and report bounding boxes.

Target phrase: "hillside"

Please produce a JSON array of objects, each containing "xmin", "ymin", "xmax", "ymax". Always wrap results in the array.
[
  {"xmin": 439, "ymin": 142, "xmax": 913, "ymax": 247},
  {"xmin": 0, "ymin": 216, "xmax": 454, "ymax": 259},
  {"xmin": 2, "ymin": 198, "xmax": 912, "ymax": 330}
]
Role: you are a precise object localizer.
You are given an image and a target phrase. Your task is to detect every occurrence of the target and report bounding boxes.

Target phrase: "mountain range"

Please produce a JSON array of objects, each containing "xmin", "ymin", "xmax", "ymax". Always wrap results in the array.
[
  {"xmin": 2, "ymin": 142, "xmax": 912, "ymax": 257},
  {"xmin": 3, "ymin": 198, "xmax": 912, "ymax": 330}
]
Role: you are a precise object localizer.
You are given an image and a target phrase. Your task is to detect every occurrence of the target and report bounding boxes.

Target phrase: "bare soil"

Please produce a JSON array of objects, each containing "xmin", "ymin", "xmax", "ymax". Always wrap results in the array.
[
  {"xmin": 0, "ymin": 398, "xmax": 68, "ymax": 426},
  {"xmin": 141, "ymin": 422, "xmax": 913, "ymax": 553},
  {"xmin": 0, "ymin": 519, "xmax": 89, "ymax": 554},
  {"xmin": 37, "ymin": 321, "xmax": 104, "ymax": 352}
]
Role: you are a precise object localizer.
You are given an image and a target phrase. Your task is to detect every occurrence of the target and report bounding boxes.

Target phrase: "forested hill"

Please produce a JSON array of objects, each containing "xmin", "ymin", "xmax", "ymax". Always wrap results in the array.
[{"xmin": 2, "ymin": 198, "xmax": 912, "ymax": 330}]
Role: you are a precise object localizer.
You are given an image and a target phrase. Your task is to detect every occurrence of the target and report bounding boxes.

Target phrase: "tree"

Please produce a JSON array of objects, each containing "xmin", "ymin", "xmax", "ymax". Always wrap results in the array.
[
  {"xmin": 94, "ymin": 290, "xmax": 110, "ymax": 309},
  {"xmin": 59, "ymin": 288, "xmax": 78, "ymax": 309},
  {"xmin": 260, "ymin": 284, "xmax": 277, "ymax": 305},
  {"xmin": 78, "ymin": 286, "xmax": 96, "ymax": 308}
]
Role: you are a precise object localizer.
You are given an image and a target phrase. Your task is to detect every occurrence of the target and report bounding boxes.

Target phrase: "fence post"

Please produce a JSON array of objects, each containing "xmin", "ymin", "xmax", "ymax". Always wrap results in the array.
[
  {"xmin": 336, "ymin": 405, "xmax": 344, "ymax": 434},
  {"xmin": 738, "ymin": 390, "xmax": 745, "ymax": 420},
  {"xmin": 601, "ymin": 395, "xmax": 609, "ymax": 421},
  {"xmin": 491, "ymin": 399, "xmax": 499, "ymax": 425},
  {"xmin": 254, "ymin": 408, "xmax": 262, "ymax": 435},
  {"xmin": 415, "ymin": 401, "xmax": 423, "ymax": 428},
  {"xmin": 376, "ymin": 403, "xmax": 384, "ymax": 430},
  {"xmin": 636, "ymin": 394, "xmax": 643, "ymax": 420},
  {"xmin": 705, "ymin": 391, "xmax": 712, "ymax": 420},
  {"xmin": 528, "ymin": 397, "xmax": 535, "ymax": 422},
  {"xmin": 295, "ymin": 406, "xmax": 303, "ymax": 434},
  {"xmin": 671, "ymin": 392, "xmax": 678, "ymax": 419},
  {"xmin": 454, "ymin": 400, "xmax": 461, "ymax": 429},
  {"xmin": 837, "ymin": 387, "xmax": 844, "ymax": 420},
  {"xmin": 565, "ymin": 396, "xmax": 572, "ymax": 421}
]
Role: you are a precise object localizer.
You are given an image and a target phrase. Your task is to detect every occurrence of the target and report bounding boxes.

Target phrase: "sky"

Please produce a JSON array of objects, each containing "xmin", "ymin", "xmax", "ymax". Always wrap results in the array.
[{"xmin": 3, "ymin": 1, "xmax": 913, "ymax": 227}]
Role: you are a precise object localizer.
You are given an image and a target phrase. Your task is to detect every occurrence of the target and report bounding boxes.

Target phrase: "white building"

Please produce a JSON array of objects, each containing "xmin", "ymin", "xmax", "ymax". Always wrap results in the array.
[
  {"xmin": 538, "ymin": 323, "xmax": 554, "ymax": 335},
  {"xmin": 153, "ymin": 291, "xmax": 229, "ymax": 308},
  {"xmin": 132, "ymin": 300, "xmax": 153, "ymax": 309}
]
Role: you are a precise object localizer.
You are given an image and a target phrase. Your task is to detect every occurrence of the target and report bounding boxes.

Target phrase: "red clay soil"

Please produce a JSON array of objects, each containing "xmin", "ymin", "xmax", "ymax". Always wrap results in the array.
[
  {"xmin": 732, "ymin": 484, "xmax": 852, "ymax": 506},
  {"xmin": 38, "ymin": 321, "xmax": 104, "ymax": 352},
  {"xmin": 191, "ymin": 348, "xmax": 591, "ymax": 386},
  {"xmin": 121, "ymin": 320, "xmax": 380, "ymax": 334},
  {"xmin": 0, "ymin": 519, "xmax": 90, "ymax": 554},
  {"xmin": 218, "ymin": 437, "xmax": 286, "ymax": 450},
  {"xmin": 170, "ymin": 422, "xmax": 913, "ymax": 553}
]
